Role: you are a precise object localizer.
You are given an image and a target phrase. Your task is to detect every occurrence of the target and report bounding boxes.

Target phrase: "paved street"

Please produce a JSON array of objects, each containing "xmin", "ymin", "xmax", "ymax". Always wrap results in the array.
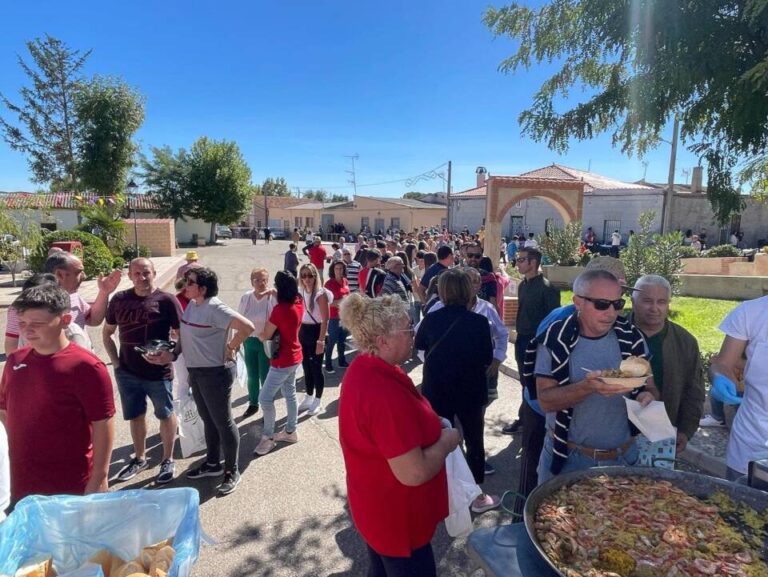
[{"xmin": 1, "ymin": 239, "xmax": 523, "ymax": 577}]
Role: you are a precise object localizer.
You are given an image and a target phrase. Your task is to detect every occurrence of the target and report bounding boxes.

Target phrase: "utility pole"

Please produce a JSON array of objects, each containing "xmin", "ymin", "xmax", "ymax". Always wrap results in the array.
[
  {"xmin": 661, "ymin": 117, "xmax": 679, "ymax": 233},
  {"xmin": 263, "ymin": 185, "xmax": 269, "ymax": 230},
  {"xmin": 446, "ymin": 160, "xmax": 452, "ymax": 231},
  {"xmin": 345, "ymin": 154, "xmax": 359, "ymax": 197}
]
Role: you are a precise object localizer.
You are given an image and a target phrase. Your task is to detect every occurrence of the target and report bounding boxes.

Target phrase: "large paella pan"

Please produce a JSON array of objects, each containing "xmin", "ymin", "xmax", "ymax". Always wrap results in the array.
[{"xmin": 523, "ymin": 466, "xmax": 768, "ymax": 577}]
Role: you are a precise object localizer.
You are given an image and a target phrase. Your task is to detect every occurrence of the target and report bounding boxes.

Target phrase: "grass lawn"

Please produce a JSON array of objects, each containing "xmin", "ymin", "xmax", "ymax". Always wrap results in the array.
[{"xmin": 558, "ymin": 291, "xmax": 740, "ymax": 355}]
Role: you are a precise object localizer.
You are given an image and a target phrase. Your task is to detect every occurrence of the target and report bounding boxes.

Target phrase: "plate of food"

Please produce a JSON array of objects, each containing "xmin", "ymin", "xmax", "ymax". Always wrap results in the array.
[{"xmin": 597, "ymin": 356, "xmax": 651, "ymax": 390}]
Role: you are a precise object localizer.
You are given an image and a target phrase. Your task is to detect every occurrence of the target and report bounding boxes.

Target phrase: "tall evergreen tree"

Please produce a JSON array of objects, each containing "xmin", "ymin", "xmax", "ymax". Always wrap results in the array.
[{"xmin": 0, "ymin": 35, "xmax": 91, "ymax": 190}]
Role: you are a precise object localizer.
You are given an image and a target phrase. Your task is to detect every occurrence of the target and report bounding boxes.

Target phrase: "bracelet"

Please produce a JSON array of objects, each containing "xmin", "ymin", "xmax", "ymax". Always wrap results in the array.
[{"xmin": 317, "ymin": 340, "xmax": 325, "ymax": 344}]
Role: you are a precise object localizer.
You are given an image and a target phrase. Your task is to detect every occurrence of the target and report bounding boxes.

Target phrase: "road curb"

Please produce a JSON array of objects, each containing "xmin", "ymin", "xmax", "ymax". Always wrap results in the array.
[{"xmin": 157, "ymin": 256, "xmax": 185, "ymax": 291}]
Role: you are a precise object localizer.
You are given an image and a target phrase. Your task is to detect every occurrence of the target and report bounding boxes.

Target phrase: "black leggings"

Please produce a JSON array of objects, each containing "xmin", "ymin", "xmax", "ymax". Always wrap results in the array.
[
  {"xmin": 366, "ymin": 543, "xmax": 436, "ymax": 577},
  {"xmin": 299, "ymin": 323, "xmax": 325, "ymax": 398},
  {"xmin": 429, "ymin": 401, "xmax": 486, "ymax": 485}
]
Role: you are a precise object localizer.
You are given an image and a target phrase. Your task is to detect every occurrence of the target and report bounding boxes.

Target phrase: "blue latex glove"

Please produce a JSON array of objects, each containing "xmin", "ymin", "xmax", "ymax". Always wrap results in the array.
[{"xmin": 711, "ymin": 373, "xmax": 743, "ymax": 405}]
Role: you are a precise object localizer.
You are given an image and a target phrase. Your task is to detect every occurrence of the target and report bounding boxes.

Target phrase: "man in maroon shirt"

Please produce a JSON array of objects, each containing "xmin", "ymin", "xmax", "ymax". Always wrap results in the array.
[{"xmin": 0, "ymin": 284, "xmax": 115, "ymax": 502}]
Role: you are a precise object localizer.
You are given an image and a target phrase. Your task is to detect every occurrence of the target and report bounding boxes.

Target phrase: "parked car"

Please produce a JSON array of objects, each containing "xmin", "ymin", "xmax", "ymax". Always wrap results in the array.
[
  {"xmin": 270, "ymin": 229, "xmax": 287, "ymax": 239},
  {"xmin": 215, "ymin": 225, "xmax": 233, "ymax": 240}
]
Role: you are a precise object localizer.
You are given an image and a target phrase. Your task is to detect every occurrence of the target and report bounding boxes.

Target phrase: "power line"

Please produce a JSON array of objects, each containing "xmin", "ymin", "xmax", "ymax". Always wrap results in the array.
[{"xmin": 292, "ymin": 162, "xmax": 449, "ymax": 192}]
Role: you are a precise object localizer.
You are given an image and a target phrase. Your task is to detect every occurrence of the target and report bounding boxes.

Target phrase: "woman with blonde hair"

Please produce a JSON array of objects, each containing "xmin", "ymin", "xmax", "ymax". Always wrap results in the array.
[
  {"xmin": 237, "ymin": 268, "xmax": 276, "ymax": 418},
  {"xmin": 297, "ymin": 263, "xmax": 332, "ymax": 415},
  {"xmin": 338, "ymin": 293, "xmax": 460, "ymax": 576}
]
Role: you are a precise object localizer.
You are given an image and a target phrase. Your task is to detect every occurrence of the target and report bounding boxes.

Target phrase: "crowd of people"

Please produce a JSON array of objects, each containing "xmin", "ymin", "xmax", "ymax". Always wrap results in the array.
[{"xmin": 1, "ymin": 224, "xmax": 767, "ymax": 576}]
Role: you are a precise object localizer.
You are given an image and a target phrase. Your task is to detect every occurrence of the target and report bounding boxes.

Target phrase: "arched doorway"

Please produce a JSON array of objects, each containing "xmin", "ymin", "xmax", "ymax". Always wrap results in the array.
[{"xmin": 484, "ymin": 176, "xmax": 584, "ymax": 259}]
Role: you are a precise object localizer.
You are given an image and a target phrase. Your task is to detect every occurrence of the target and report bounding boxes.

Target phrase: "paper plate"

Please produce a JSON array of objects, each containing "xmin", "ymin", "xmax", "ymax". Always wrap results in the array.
[{"xmin": 599, "ymin": 375, "xmax": 648, "ymax": 391}]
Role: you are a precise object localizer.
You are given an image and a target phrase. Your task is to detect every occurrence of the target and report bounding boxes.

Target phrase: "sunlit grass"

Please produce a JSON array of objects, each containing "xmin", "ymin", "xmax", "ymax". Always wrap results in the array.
[{"xmin": 558, "ymin": 290, "xmax": 739, "ymax": 355}]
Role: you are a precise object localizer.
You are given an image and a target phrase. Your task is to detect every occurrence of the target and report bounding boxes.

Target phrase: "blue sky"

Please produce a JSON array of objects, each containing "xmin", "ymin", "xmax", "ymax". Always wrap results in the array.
[{"xmin": 0, "ymin": 0, "xmax": 698, "ymax": 197}]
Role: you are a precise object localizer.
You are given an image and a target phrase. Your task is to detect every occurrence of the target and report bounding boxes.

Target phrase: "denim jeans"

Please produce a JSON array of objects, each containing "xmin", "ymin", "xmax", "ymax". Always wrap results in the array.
[
  {"xmin": 324, "ymin": 318, "xmax": 348, "ymax": 368},
  {"xmin": 537, "ymin": 433, "xmax": 639, "ymax": 486},
  {"xmin": 259, "ymin": 363, "xmax": 300, "ymax": 437},
  {"xmin": 709, "ymin": 387, "xmax": 726, "ymax": 422}
]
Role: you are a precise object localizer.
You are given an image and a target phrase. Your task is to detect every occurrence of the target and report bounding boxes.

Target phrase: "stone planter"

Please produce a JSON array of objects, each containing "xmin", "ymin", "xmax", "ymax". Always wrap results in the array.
[
  {"xmin": 541, "ymin": 265, "xmax": 582, "ymax": 288},
  {"xmin": 681, "ymin": 256, "xmax": 748, "ymax": 275}
]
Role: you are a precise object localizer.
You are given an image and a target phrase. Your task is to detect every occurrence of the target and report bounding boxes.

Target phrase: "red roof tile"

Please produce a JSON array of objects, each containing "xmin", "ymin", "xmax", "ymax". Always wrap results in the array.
[{"xmin": 0, "ymin": 192, "xmax": 159, "ymax": 210}]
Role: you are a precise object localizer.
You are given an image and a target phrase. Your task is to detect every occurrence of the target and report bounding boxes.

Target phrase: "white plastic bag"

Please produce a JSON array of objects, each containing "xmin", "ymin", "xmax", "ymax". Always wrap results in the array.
[
  {"xmin": 445, "ymin": 445, "xmax": 482, "ymax": 537},
  {"xmin": 174, "ymin": 397, "xmax": 206, "ymax": 458},
  {"xmin": 235, "ymin": 351, "xmax": 247, "ymax": 390}
]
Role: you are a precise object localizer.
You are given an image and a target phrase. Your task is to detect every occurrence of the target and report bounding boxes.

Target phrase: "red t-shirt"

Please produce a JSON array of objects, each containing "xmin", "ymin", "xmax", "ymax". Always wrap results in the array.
[
  {"xmin": 308, "ymin": 245, "xmax": 327, "ymax": 270},
  {"xmin": 339, "ymin": 353, "xmax": 448, "ymax": 556},
  {"xmin": 324, "ymin": 278, "xmax": 350, "ymax": 320},
  {"xmin": 0, "ymin": 343, "xmax": 115, "ymax": 501},
  {"xmin": 268, "ymin": 299, "xmax": 304, "ymax": 368}
]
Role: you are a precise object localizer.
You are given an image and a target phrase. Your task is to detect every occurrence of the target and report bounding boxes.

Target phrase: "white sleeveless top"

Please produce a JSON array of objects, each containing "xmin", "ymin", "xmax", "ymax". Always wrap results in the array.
[{"xmin": 299, "ymin": 288, "xmax": 333, "ymax": 324}]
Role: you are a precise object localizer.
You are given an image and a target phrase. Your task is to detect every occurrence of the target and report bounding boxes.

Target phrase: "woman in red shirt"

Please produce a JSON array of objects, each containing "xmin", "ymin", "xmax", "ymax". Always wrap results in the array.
[
  {"xmin": 338, "ymin": 293, "xmax": 460, "ymax": 576},
  {"xmin": 254, "ymin": 270, "xmax": 304, "ymax": 456},
  {"xmin": 324, "ymin": 260, "xmax": 350, "ymax": 372}
]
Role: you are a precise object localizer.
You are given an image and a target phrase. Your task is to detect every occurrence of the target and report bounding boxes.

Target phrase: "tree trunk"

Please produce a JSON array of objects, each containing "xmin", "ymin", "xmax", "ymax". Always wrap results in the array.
[{"xmin": 209, "ymin": 221, "xmax": 216, "ymax": 245}]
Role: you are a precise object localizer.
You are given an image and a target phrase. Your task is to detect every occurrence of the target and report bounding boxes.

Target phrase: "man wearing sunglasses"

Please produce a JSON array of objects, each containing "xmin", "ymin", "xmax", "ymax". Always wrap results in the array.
[{"xmin": 534, "ymin": 269, "xmax": 659, "ymax": 485}]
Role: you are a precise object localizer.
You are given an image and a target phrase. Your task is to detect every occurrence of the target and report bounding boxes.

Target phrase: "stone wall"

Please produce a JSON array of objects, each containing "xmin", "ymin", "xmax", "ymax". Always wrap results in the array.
[
  {"xmin": 669, "ymin": 194, "xmax": 768, "ymax": 247},
  {"xmin": 128, "ymin": 218, "xmax": 175, "ymax": 257}
]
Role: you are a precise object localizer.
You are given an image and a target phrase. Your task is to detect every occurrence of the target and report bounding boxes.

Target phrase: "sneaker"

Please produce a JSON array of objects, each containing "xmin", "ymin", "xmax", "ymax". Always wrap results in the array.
[
  {"xmin": 325, "ymin": 365, "xmax": 336, "ymax": 374},
  {"xmin": 297, "ymin": 394, "xmax": 314, "ymax": 413},
  {"xmin": 502, "ymin": 420, "xmax": 522, "ymax": 435},
  {"xmin": 471, "ymin": 493, "xmax": 501, "ymax": 514},
  {"xmin": 274, "ymin": 429, "xmax": 298, "ymax": 443},
  {"xmin": 338, "ymin": 360, "xmax": 349, "ymax": 368},
  {"xmin": 699, "ymin": 414, "xmax": 726, "ymax": 428},
  {"xmin": 186, "ymin": 461, "xmax": 224, "ymax": 479},
  {"xmin": 116, "ymin": 457, "xmax": 149, "ymax": 482},
  {"xmin": 254, "ymin": 436, "xmax": 277, "ymax": 456},
  {"xmin": 242, "ymin": 404, "xmax": 259, "ymax": 419},
  {"xmin": 156, "ymin": 459, "xmax": 175, "ymax": 484},
  {"xmin": 484, "ymin": 463, "xmax": 496, "ymax": 476},
  {"xmin": 307, "ymin": 397, "xmax": 322, "ymax": 416},
  {"xmin": 218, "ymin": 471, "xmax": 241, "ymax": 495}
]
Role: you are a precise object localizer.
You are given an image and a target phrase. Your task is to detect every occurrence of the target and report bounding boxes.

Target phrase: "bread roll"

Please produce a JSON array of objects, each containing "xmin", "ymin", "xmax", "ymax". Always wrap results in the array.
[
  {"xmin": 88, "ymin": 549, "xmax": 125, "ymax": 576},
  {"xmin": 14, "ymin": 555, "xmax": 54, "ymax": 577},
  {"xmin": 112, "ymin": 562, "xmax": 145, "ymax": 577},
  {"xmin": 619, "ymin": 356, "xmax": 650, "ymax": 377}
]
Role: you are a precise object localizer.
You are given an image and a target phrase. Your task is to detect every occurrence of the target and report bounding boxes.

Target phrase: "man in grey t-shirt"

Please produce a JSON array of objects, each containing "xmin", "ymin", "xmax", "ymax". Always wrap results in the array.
[{"xmin": 534, "ymin": 269, "xmax": 659, "ymax": 484}]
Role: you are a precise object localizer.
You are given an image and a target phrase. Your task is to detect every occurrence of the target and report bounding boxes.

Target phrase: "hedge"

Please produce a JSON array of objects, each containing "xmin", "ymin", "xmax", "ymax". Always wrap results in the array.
[{"xmin": 29, "ymin": 230, "xmax": 115, "ymax": 278}]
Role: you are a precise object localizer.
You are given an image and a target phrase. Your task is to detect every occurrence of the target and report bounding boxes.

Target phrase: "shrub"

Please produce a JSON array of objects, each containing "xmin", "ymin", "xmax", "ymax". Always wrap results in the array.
[
  {"xmin": 28, "ymin": 229, "xmax": 114, "ymax": 278},
  {"xmin": 122, "ymin": 245, "xmax": 152, "ymax": 261},
  {"xmin": 112, "ymin": 256, "xmax": 126, "ymax": 269},
  {"xmin": 538, "ymin": 220, "xmax": 582, "ymax": 266},
  {"xmin": 704, "ymin": 244, "xmax": 740, "ymax": 258},
  {"xmin": 678, "ymin": 246, "xmax": 700, "ymax": 259},
  {"xmin": 621, "ymin": 210, "xmax": 684, "ymax": 293}
]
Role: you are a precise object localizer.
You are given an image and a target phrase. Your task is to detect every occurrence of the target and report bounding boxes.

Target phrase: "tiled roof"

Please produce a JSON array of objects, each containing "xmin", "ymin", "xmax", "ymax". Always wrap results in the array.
[
  {"xmin": 355, "ymin": 195, "xmax": 446, "ymax": 209},
  {"xmin": 644, "ymin": 181, "xmax": 709, "ymax": 194},
  {"xmin": 520, "ymin": 164, "xmax": 655, "ymax": 192},
  {"xmin": 252, "ymin": 196, "xmax": 306, "ymax": 210},
  {"xmin": 452, "ymin": 185, "xmax": 487, "ymax": 197},
  {"xmin": 0, "ymin": 192, "xmax": 158, "ymax": 210},
  {"xmin": 285, "ymin": 201, "xmax": 348, "ymax": 210}
]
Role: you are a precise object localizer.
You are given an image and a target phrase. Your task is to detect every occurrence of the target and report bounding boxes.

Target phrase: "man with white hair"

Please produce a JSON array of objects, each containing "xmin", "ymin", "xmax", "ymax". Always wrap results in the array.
[{"xmin": 629, "ymin": 275, "xmax": 705, "ymax": 453}]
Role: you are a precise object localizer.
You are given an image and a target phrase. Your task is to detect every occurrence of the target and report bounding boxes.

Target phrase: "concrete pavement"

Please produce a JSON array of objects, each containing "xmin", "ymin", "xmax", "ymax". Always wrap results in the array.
[{"xmin": 1, "ymin": 240, "xmax": 522, "ymax": 577}]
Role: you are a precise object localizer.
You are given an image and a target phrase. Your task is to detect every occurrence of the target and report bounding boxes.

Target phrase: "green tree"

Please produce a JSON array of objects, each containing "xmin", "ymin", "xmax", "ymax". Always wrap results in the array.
[
  {"xmin": 0, "ymin": 207, "xmax": 43, "ymax": 286},
  {"xmin": 621, "ymin": 210, "xmax": 684, "ymax": 292},
  {"xmin": 403, "ymin": 191, "xmax": 426, "ymax": 200},
  {"xmin": 75, "ymin": 76, "xmax": 145, "ymax": 196},
  {"xmin": 0, "ymin": 35, "xmax": 91, "ymax": 190},
  {"xmin": 484, "ymin": 1, "xmax": 768, "ymax": 224},
  {"xmin": 140, "ymin": 146, "xmax": 190, "ymax": 220},
  {"xmin": 186, "ymin": 137, "xmax": 254, "ymax": 243},
  {"xmin": 303, "ymin": 189, "xmax": 328, "ymax": 202},
  {"xmin": 330, "ymin": 194, "xmax": 349, "ymax": 202},
  {"xmin": 537, "ymin": 220, "xmax": 582, "ymax": 265},
  {"xmin": 261, "ymin": 177, "xmax": 291, "ymax": 196}
]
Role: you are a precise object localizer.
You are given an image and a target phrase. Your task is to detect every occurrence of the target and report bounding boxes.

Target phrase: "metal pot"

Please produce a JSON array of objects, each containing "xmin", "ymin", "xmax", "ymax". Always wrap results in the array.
[{"xmin": 523, "ymin": 466, "xmax": 768, "ymax": 577}]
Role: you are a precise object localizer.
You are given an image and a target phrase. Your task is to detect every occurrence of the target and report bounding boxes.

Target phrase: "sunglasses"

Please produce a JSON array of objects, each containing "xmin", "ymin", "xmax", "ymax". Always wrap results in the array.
[
  {"xmin": 300, "ymin": 273, "xmax": 315, "ymax": 279},
  {"xmin": 577, "ymin": 295, "xmax": 626, "ymax": 311}
]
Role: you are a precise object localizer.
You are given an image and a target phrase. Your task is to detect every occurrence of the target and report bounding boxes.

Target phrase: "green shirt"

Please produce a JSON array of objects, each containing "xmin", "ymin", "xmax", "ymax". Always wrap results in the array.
[{"xmin": 644, "ymin": 323, "xmax": 668, "ymax": 393}]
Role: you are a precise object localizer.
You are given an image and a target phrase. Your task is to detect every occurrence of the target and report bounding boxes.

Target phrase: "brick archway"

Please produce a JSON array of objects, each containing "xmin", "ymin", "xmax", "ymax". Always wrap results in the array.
[{"xmin": 484, "ymin": 176, "xmax": 584, "ymax": 260}]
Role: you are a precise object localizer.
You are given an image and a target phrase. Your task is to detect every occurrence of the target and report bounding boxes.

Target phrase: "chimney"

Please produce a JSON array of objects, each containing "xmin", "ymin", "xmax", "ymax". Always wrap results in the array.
[
  {"xmin": 475, "ymin": 166, "xmax": 488, "ymax": 188},
  {"xmin": 691, "ymin": 166, "xmax": 703, "ymax": 193}
]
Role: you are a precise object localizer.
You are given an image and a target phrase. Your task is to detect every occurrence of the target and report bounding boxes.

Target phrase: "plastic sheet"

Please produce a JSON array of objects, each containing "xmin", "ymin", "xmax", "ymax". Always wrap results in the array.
[{"xmin": 0, "ymin": 488, "xmax": 201, "ymax": 577}]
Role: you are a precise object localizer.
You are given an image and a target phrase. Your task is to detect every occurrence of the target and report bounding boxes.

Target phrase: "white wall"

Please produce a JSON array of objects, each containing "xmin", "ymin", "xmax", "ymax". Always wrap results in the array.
[{"xmin": 175, "ymin": 217, "xmax": 211, "ymax": 243}]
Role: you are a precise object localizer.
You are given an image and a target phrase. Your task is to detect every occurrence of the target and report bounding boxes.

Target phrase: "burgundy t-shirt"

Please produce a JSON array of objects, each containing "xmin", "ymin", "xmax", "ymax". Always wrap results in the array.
[
  {"xmin": 105, "ymin": 289, "xmax": 181, "ymax": 381},
  {"xmin": 0, "ymin": 343, "xmax": 115, "ymax": 500}
]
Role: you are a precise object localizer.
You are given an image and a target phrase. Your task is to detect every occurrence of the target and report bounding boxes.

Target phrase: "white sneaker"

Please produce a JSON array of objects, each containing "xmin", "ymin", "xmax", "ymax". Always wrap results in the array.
[
  {"xmin": 699, "ymin": 414, "xmax": 726, "ymax": 428},
  {"xmin": 297, "ymin": 394, "xmax": 314, "ymax": 413},
  {"xmin": 274, "ymin": 429, "xmax": 298, "ymax": 443},
  {"xmin": 254, "ymin": 436, "xmax": 277, "ymax": 456},
  {"xmin": 307, "ymin": 397, "xmax": 322, "ymax": 416}
]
